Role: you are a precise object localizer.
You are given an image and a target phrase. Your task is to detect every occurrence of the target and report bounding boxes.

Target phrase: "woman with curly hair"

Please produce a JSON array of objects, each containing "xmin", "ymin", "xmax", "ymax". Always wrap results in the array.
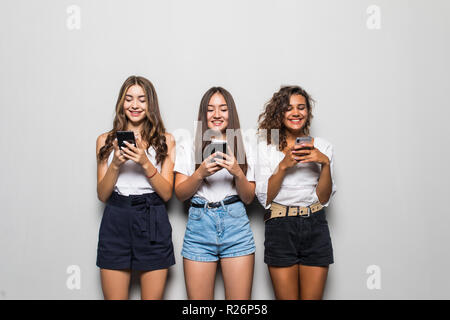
[
  {"xmin": 95, "ymin": 75, "xmax": 176, "ymax": 299},
  {"xmin": 255, "ymin": 85, "xmax": 336, "ymax": 300}
]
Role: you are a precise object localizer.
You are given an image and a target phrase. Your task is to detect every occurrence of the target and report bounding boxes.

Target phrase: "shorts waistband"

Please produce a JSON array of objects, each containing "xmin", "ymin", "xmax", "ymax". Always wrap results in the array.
[
  {"xmin": 190, "ymin": 195, "xmax": 241, "ymax": 208},
  {"xmin": 264, "ymin": 201, "xmax": 323, "ymax": 222},
  {"xmin": 107, "ymin": 192, "xmax": 164, "ymax": 208},
  {"xmin": 107, "ymin": 192, "xmax": 165, "ymax": 243}
]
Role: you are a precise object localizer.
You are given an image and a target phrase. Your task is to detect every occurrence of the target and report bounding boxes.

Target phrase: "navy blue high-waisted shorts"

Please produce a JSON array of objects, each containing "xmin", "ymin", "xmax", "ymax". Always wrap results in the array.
[{"xmin": 96, "ymin": 192, "xmax": 175, "ymax": 271}]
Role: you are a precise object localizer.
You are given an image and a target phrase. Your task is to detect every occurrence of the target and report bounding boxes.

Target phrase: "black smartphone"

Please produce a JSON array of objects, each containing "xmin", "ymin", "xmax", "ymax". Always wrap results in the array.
[
  {"xmin": 116, "ymin": 131, "xmax": 136, "ymax": 150},
  {"xmin": 203, "ymin": 141, "xmax": 227, "ymax": 161},
  {"xmin": 295, "ymin": 136, "xmax": 313, "ymax": 149}
]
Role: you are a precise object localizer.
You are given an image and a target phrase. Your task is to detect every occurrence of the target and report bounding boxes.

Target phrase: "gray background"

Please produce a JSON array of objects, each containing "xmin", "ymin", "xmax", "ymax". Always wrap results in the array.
[{"xmin": 0, "ymin": 0, "xmax": 449, "ymax": 299}]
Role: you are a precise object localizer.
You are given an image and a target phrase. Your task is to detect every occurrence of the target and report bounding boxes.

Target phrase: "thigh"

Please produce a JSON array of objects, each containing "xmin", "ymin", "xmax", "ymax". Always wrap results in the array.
[
  {"xmin": 267, "ymin": 264, "xmax": 300, "ymax": 300},
  {"xmin": 100, "ymin": 268, "xmax": 131, "ymax": 300},
  {"xmin": 183, "ymin": 258, "xmax": 218, "ymax": 300},
  {"xmin": 220, "ymin": 254, "xmax": 254, "ymax": 300},
  {"xmin": 298, "ymin": 265, "xmax": 329, "ymax": 300},
  {"xmin": 140, "ymin": 268, "xmax": 169, "ymax": 300}
]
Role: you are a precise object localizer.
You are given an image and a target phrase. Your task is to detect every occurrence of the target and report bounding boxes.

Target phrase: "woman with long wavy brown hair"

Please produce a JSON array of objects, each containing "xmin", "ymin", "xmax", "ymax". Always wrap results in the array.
[
  {"xmin": 255, "ymin": 85, "xmax": 336, "ymax": 300},
  {"xmin": 95, "ymin": 75, "xmax": 176, "ymax": 299}
]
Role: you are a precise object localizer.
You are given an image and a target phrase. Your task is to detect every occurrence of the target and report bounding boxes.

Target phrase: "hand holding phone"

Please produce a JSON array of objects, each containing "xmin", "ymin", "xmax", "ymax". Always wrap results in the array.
[{"xmin": 111, "ymin": 138, "xmax": 127, "ymax": 168}]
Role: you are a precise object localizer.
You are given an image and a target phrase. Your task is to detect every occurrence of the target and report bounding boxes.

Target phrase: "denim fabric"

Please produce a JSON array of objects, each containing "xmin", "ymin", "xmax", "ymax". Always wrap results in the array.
[{"xmin": 182, "ymin": 196, "xmax": 256, "ymax": 262}]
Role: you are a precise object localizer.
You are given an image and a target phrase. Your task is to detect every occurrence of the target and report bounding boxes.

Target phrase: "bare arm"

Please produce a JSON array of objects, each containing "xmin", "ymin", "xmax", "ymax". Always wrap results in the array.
[
  {"xmin": 96, "ymin": 133, "xmax": 125, "ymax": 203},
  {"xmin": 315, "ymin": 163, "xmax": 332, "ymax": 204},
  {"xmin": 265, "ymin": 146, "xmax": 299, "ymax": 206},
  {"xmin": 141, "ymin": 133, "xmax": 176, "ymax": 202},
  {"xmin": 174, "ymin": 171, "xmax": 204, "ymax": 202},
  {"xmin": 295, "ymin": 142, "xmax": 332, "ymax": 205},
  {"xmin": 174, "ymin": 153, "xmax": 222, "ymax": 202},
  {"xmin": 234, "ymin": 172, "xmax": 256, "ymax": 205},
  {"xmin": 266, "ymin": 163, "xmax": 288, "ymax": 206}
]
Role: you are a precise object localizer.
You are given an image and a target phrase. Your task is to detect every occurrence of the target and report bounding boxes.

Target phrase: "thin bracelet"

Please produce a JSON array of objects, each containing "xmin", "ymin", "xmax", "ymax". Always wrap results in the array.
[{"xmin": 147, "ymin": 167, "xmax": 157, "ymax": 179}]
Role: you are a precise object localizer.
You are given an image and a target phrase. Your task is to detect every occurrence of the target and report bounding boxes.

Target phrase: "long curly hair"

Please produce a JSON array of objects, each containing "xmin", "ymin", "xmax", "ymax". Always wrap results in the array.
[
  {"xmin": 97, "ymin": 76, "xmax": 167, "ymax": 164},
  {"xmin": 257, "ymin": 85, "xmax": 314, "ymax": 151}
]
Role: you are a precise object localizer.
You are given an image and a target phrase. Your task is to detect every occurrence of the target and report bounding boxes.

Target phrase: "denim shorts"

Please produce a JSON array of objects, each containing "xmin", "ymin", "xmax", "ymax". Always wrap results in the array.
[
  {"xmin": 181, "ymin": 196, "xmax": 256, "ymax": 262},
  {"xmin": 96, "ymin": 192, "xmax": 176, "ymax": 271},
  {"xmin": 264, "ymin": 208, "xmax": 334, "ymax": 267}
]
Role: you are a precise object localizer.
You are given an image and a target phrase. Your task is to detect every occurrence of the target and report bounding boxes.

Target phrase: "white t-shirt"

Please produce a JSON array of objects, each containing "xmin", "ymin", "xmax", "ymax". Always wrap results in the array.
[
  {"xmin": 107, "ymin": 147, "xmax": 162, "ymax": 196},
  {"xmin": 174, "ymin": 140, "xmax": 255, "ymax": 203},
  {"xmin": 254, "ymin": 136, "xmax": 336, "ymax": 209}
]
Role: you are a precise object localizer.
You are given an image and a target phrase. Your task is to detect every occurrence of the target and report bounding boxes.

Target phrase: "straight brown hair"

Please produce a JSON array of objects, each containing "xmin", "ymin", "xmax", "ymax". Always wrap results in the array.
[{"xmin": 194, "ymin": 87, "xmax": 248, "ymax": 176}]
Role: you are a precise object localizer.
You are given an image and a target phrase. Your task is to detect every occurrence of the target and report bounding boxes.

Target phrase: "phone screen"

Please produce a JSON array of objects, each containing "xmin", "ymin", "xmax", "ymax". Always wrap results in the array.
[
  {"xmin": 295, "ymin": 136, "xmax": 312, "ymax": 149},
  {"xmin": 203, "ymin": 141, "xmax": 227, "ymax": 161},
  {"xmin": 116, "ymin": 131, "xmax": 136, "ymax": 150}
]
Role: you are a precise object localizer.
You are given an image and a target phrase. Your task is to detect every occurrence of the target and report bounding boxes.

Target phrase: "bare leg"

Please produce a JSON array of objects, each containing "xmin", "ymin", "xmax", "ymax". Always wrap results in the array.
[
  {"xmin": 140, "ymin": 268, "xmax": 169, "ymax": 300},
  {"xmin": 183, "ymin": 258, "xmax": 218, "ymax": 299},
  {"xmin": 220, "ymin": 254, "xmax": 254, "ymax": 300},
  {"xmin": 298, "ymin": 265, "xmax": 329, "ymax": 300},
  {"xmin": 267, "ymin": 264, "xmax": 299, "ymax": 300},
  {"xmin": 100, "ymin": 269, "xmax": 131, "ymax": 300}
]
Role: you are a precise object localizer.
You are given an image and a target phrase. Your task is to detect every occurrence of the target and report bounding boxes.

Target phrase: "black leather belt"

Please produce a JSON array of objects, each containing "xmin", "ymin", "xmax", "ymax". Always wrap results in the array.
[{"xmin": 190, "ymin": 195, "xmax": 241, "ymax": 208}]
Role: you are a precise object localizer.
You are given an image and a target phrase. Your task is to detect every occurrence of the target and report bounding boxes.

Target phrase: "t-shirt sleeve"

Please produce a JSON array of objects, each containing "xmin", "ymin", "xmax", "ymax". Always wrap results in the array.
[
  {"xmin": 173, "ymin": 142, "xmax": 193, "ymax": 176},
  {"xmin": 254, "ymin": 142, "xmax": 274, "ymax": 210},
  {"xmin": 315, "ymin": 141, "xmax": 337, "ymax": 207},
  {"xmin": 244, "ymin": 142, "xmax": 256, "ymax": 182}
]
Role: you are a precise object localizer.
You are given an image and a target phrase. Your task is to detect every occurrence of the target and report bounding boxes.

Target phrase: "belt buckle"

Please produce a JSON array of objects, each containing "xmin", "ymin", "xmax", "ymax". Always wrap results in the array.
[
  {"xmin": 300, "ymin": 207, "xmax": 311, "ymax": 218},
  {"xmin": 207, "ymin": 201, "xmax": 217, "ymax": 209}
]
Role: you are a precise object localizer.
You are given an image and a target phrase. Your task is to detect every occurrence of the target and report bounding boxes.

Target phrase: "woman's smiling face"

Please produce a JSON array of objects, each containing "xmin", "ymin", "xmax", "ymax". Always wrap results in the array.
[
  {"xmin": 206, "ymin": 92, "xmax": 229, "ymax": 133},
  {"xmin": 123, "ymin": 84, "xmax": 148, "ymax": 124},
  {"xmin": 283, "ymin": 94, "xmax": 308, "ymax": 134}
]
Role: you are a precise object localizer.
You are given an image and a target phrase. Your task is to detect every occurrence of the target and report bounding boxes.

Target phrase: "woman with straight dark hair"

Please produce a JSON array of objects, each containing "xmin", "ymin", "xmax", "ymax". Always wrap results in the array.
[
  {"xmin": 174, "ymin": 87, "xmax": 256, "ymax": 299},
  {"xmin": 255, "ymin": 85, "xmax": 336, "ymax": 300},
  {"xmin": 96, "ymin": 75, "xmax": 176, "ymax": 299}
]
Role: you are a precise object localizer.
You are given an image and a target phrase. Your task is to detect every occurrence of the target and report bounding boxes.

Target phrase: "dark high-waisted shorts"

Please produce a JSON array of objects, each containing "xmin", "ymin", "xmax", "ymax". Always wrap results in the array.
[
  {"xmin": 96, "ymin": 192, "xmax": 175, "ymax": 271},
  {"xmin": 264, "ymin": 208, "xmax": 334, "ymax": 267}
]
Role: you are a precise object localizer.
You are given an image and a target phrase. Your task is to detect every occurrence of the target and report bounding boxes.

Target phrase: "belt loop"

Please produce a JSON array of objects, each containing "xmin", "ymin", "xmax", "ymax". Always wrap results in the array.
[{"xmin": 220, "ymin": 199, "xmax": 226, "ymax": 211}]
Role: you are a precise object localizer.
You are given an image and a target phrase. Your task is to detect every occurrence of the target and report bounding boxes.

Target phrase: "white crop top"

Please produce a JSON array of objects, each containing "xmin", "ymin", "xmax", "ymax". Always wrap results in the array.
[{"xmin": 107, "ymin": 147, "xmax": 162, "ymax": 196}]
